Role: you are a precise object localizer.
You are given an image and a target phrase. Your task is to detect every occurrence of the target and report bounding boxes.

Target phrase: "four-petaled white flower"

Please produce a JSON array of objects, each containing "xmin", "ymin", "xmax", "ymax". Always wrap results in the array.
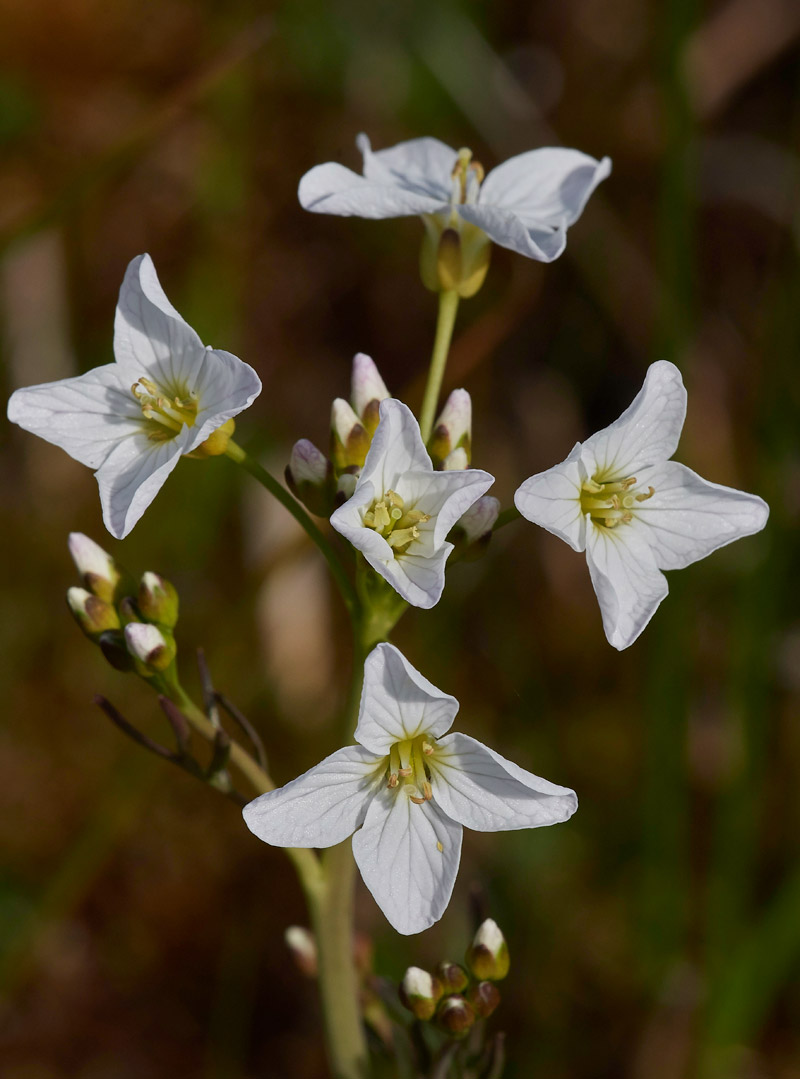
[
  {"xmin": 514, "ymin": 361, "xmax": 769, "ymax": 650},
  {"xmin": 7, "ymin": 254, "xmax": 261, "ymax": 539},
  {"xmin": 299, "ymin": 133, "xmax": 611, "ymax": 264},
  {"xmin": 331, "ymin": 399, "xmax": 494, "ymax": 608},
  {"xmin": 243, "ymin": 643, "xmax": 577, "ymax": 935}
]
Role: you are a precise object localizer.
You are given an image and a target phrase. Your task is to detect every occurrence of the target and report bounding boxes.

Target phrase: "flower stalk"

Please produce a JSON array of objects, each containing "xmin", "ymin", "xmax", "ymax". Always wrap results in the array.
[{"xmin": 419, "ymin": 289, "xmax": 460, "ymax": 444}]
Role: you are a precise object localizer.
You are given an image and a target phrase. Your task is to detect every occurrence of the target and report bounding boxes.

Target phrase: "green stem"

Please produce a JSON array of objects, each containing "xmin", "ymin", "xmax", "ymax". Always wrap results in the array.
[
  {"xmin": 308, "ymin": 842, "xmax": 369, "ymax": 1079},
  {"xmin": 419, "ymin": 289, "xmax": 460, "ymax": 443},
  {"xmin": 169, "ymin": 683, "xmax": 323, "ymax": 894},
  {"xmin": 225, "ymin": 439, "xmax": 359, "ymax": 619}
]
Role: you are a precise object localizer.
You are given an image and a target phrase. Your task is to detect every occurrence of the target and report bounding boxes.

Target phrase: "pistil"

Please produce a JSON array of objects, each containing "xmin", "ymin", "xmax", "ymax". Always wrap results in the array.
[{"xmin": 385, "ymin": 734, "xmax": 435, "ymax": 803}]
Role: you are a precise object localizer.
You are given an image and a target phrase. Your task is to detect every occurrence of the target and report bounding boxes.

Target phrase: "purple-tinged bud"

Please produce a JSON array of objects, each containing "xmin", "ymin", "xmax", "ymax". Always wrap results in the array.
[
  {"xmin": 436, "ymin": 961, "xmax": 469, "ymax": 995},
  {"xmin": 285, "ymin": 439, "xmax": 336, "ymax": 517},
  {"xmin": 420, "ymin": 217, "xmax": 491, "ymax": 298},
  {"xmin": 68, "ymin": 533, "xmax": 127, "ymax": 603},
  {"xmin": 67, "ymin": 587, "xmax": 121, "ymax": 639},
  {"xmin": 465, "ymin": 919, "xmax": 509, "ymax": 982},
  {"xmin": 124, "ymin": 622, "xmax": 176, "ymax": 674},
  {"xmin": 469, "ymin": 980, "xmax": 501, "ymax": 1018},
  {"xmin": 436, "ymin": 994, "xmax": 476, "ymax": 1037},
  {"xmin": 285, "ymin": 926, "xmax": 317, "ymax": 978},
  {"xmin": 429, "ymin": 389, "xmax": 471, "ymax": 467},
  {"xmin": 399, "ymin": 966, "xmax": 443, "ymax": 1021},
  {"xmin": 442, "ymin": 447, "xmax": 469, "ymax": 471},
  {"xmin": 331, "ymin": 398, "xmax": 371, "ymax": 472},
  {"xmin": 449, "ymin": 495, "xmax": 500, "ymax": 562},
  {"xmin": 351, "ymin": 353, "xmax": 390, "ymax": 435},
  {"xmin": 98, "ymin": 630, "xmax": 135, "ymax": 672},
  {"xmin": 138, "ymin": 572, "xmax": 179, "ymax": 628}
]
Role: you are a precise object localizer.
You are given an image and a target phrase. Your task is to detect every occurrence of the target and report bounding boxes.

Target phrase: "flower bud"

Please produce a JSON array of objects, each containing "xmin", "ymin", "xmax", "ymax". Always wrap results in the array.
[
  {"xmin": 138, "ymin": 572, "xmax": 179, "ymax": 628},
  {"xmin": 285, "ymin": 926, "xmax": 318, "ymax": 978},
  {"xmin": 186, "ymin": 417, "xmax": 236, "ymax": 458},
  {"xmin": 465, "ymin": 919, "xmax": 509, "ymax": 982},
  {"xmin": 67, "ymin": 587, "xmax": 121, "ymax": 639},
  {"xmin": 331, "ymin": 398, "xmax": 371, "ymax": 472},
  {"xmin": 285, "ymin": 439, "xmax": 336, "ymax": 517},
  {"xmin": 436, "ymin": 995, "xmax": 476, "ymax": 1037},
  {"xmin": 351, "ymin": 353, "xmax": 390, "ymax": 435},
  {"xmin": 98, "ymin": 630, "xmax": 135, "ymax": 672},
  {"xmin": 429, "ymin": 389, "xmax": 471, "ymax": 467},
  {"xmin": 335, "ymin": 471, "xmax": 358, "ymax": 505},
  {"xmin": 124, "ymin": 622, "xmax": 176, "ymax": 674},
  {"xmin": 468, "ymin": 980, "xmax": 501, "ymax": 1018},
  {"xmin": 449, "ymin": 495, "xmax": 500, "ymax": 562},
  {"xmin": 442, "ymin": 447, "xmax": 469, "ymax": 471},
  {"xmin": 436, "ymin": 961, "xmax": 469, "ymax": 995},
  {"xmin": 68, "ymin": 533, "xmax": 126, "ymax": 604},
  {"xmin": 399, "ymin": 966, "xmax": 443, "ymax": 1021},
  {"xmin": 118, "ymin": 596, "xmax": 141, "ymax": 626}
]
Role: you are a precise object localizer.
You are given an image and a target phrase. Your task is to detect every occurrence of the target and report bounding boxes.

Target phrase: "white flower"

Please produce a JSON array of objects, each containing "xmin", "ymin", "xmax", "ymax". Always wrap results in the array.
[
  {"xmin": 514, "ymin": 361, "xmax": 769, "ymax": 650},
  {"xmin": 243, "ymin": 643, "xmax": 577, "ymax": 935},
  {"xmin": 330, "ymin": 399, "xmax": 494, "ymax": 608},
  {"xmin": 7, "ymin": 254, "xmax": 261, "ymax": 539},
  {"xmin": 299, "ymin": 134, "xmax": 611, "ymax": 264}
]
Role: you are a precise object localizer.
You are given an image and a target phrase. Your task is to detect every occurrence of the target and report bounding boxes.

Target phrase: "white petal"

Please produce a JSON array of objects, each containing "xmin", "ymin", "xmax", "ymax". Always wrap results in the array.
[
  {"xmin": 458, "ymin": 203, "xmax": 567, "ymax": 262},
  {"xmin": 186, "ymin": 347, "xmax": 262, "ymax": 450},
  {"xmin": 352, "ymin": 786, "xmax": 462, "ymax": 935},
  {"xmin": 357, "ymin": 133, "xmax": 458, "ymax": 201},
  {"xmin": 355, "ymin": 642, "xmax": 459, "ymax": 754},
  {"xmin": 514, "ymin": 443, "xmax": 587, "ymax": 551},
  {"xmin": 400, "ymin": 467, "xmax": 495, "ymax": 547},
  {"xmin": 633, "ymin": 461, "xmax": 769, "ymax": 570},
  {"xmin": 351, "ymin": 352, "xmax": 390, "ymax": 416},
  {"xmin": 298, "ymin": 163, "xmax": 445, "ymax": 219},
  {"xmin": 7, "ymin": 364, "xmax": 142, "ymax": 469},
  {"xmin": 480, "ymin": 148, "xmax": 611, "ymax": 227},
  {"xmin": 430, "ymin": 733, "xmax": 577, "ymax": 832},
  {"xmin": 113, "ymin": 253, "xmax": 207, "ymax": 391},
  {"xmin": 391, "ymin": 545, "xmax": 453, "ymax": 608},
  {"xmin": 582, "ymin": 361, "xmax": 687, "ymax": 480},
  {"xmin": 357, "ymin": 399, "xmax": 433, "ymax": 492},
  {"xmin": 585, "ymin": 521, "xmax": 669, "ymax": 650},
  {"xmin": 94, "ymin": 427, "xmax": 193, "ymax": 539},
  {"xmin": 242, "ymin": 746, "xmax": 382, "ymax": 849}
]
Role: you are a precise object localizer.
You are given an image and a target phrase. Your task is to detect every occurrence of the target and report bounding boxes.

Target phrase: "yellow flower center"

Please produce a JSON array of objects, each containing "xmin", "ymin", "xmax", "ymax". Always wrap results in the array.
[
  {"xmin": 386, "ymin": 734, "xmax": 436, "ymax": 804},
  {"xmin": 132, "ymin": 376, "xmax": 199, "ymax": 442},
  {"xmin": 362, "ymin": 489, "xmax": 430, "ymax": 555},
  {"xmin": 450, "ymin": 148, "xmax": 484, "ymax": 206},
  {"xmin": 580, "ymin": 475, "xmax": 655, "ymax": 529}
]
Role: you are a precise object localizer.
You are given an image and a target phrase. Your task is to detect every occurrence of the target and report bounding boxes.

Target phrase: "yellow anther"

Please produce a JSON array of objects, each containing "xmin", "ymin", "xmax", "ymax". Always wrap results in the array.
[
  {"xmin": 387, "ymin": 773, "xmax": 398, "ymax": 789},
  {"xmin": 635, "ymin": 486, "xmax": 655, "ymax": 502},
  {"xmin": 385, "ymin": 490, "xmax": 405, "ymax": 510},
  {"xmin": 581, "ymin": 474, "xmax": 656, "ymax": 530},
  {"xmin": 422, "ymin": 741, "xmax": 434, "ymax": 756},
  {"xmin": 386, "ymin": 526, "xmax": 420, "ymax": 549},
  {"xmin": 398, "ymin": 766, "xmax": 413, "ymax": 778},
  {"xmin": 372, "ymin": 503, "xmax": 391, "ymax": 531}
]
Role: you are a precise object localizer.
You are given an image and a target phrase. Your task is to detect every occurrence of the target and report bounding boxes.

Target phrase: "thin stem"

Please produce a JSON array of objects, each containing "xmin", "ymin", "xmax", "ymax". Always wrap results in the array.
[
  {"xmin": 225, "ymin": 439, "xmax": 359, "ymax": 619},
  {"xmin": 168, "ymin": 682, "xmax": 322, "ymax": 894},
  {"xmin": 419, "ymin": 289, "xmax": 460, "ymax": 443},
  {"xmin": 308, "ymin": 842, "xmax": 370, "ymax": 1079},
  {"xmin": 493, "ymin": 506, "xmax": 521, "ymax": 531}
]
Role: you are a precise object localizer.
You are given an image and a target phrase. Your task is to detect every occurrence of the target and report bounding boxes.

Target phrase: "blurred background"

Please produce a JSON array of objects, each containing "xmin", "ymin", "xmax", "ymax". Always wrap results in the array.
[{"xmin": 0, "ymin": 0, "xmax": 798, "ymax": 1076}]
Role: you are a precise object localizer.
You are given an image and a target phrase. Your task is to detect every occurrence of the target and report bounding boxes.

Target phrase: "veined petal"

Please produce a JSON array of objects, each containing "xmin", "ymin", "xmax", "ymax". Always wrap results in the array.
[
  {"xmin": 242, "ymin": 746, "xmax": 383, "ymax": 849},
  {"xmin": 480, "ymin": 148, "xmax": 611, "ymax": 227},
  {"xmin": 358, "ymin": 399, "xmax": 433, "ymax": 492},
  {"xmin": 392, "ymin": 544, "xmax": 453, "ymax": 609},
  {"xmin": 113, "ymin": 254, "xmax": 207, "ymax": 392},
  {"xmin": 514, "ymin": 443, "xmax": 587, "ymax": 552},
  {"xmin": 582, "ymin": 361, "xmax": 687, "ymax": 480},
  {"xmin": 95, "ymin": 426, "xmax": 193, "ymax": 539},
  {"xmin": 633, "ymin": 461, "xmax": 769, "ymax": 570},
  {"xmin": 355, "ymin": 642, "xmax": 459, "ymax": 754},
  {"xmin": 298, "ymin": 163, "xmax": 445, "ymax": 218},
  {"xmin": 399, "ymin": 467, "xmax": 495, "ymax": 547},
  {"xmin": 585, "ymin": 520, "xmax": 669, "ymax": 650},
  {"xmin": 187, "ymin": 348, "xmax": 262, "ymax": 450},
  {"xmin": 458, "ymin": 204, "xmax": 567, "ymax": 262},
  {"xmin": 7, "ymin": 364, "xmax": 142, "ymax": 469},
  {"xmin": 357, "ymin": 133, "xmax": 458, "ymax": 201},
  {"xmin": 431, "ymin": 733, "xmax": 577, "ymax": 832},
  {"xmin": 352, "ymin": 786, "xmax": 462, "ymax": 935}
]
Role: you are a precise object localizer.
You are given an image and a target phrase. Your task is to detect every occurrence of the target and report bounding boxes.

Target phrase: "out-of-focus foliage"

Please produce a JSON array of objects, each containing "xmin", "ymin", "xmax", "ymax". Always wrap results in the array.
[{"xmin": 0, "ymin": 0, "xmax": 798, "ymax": 1076}]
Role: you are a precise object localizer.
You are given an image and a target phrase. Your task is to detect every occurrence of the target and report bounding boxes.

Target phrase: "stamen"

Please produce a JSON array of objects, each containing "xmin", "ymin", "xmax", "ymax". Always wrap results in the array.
[
  {"xmin": 581, "ymin": 474, "xmax": 656, "ymax": 530},
  {"xmin": 635, "ymin": 486, "xmax": 655, "ymax": 502}
]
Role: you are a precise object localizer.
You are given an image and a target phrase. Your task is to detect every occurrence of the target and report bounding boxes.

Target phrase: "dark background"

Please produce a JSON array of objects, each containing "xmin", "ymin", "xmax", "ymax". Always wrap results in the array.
[{"xmin": 0, "ymin": 1, "xmax": 798, "ymax": 1076}]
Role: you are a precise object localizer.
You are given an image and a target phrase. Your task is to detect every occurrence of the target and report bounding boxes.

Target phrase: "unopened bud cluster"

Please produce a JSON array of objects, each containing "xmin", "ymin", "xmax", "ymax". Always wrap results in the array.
[
  {"xmin": 66, "ymin": 533, "xmax": 179, "ymax": 679},
  {"xmin": 398, "ymin": 919, "xmax": 508, "ymax": 1038}
]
